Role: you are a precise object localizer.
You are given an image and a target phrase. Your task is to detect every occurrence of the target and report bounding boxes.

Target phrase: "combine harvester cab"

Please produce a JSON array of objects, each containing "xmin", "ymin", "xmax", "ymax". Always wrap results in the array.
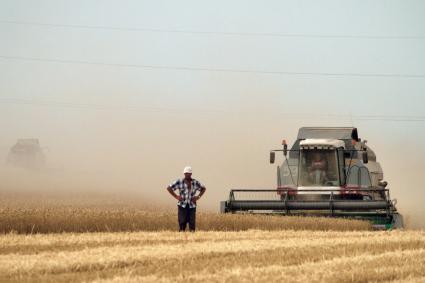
[{"xmin": 221, "ymin": 127, "xmax": 403, "ymax": 229}]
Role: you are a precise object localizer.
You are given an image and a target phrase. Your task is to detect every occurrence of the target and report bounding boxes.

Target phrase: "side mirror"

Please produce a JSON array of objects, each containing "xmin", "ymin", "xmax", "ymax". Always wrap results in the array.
[
  {"xmin": 362, "ymin": 151, "xmax": 368, "ymax": 164},
  {"xmin": 270, "ymin": 152, "xmax": 275, "ymax": 164}
]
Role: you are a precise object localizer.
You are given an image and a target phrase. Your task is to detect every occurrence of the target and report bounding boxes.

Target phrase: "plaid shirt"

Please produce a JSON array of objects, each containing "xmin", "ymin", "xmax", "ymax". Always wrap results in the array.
[{"xmin": 169, "ymin": 178, "xmax": 205, "ymax": 208}]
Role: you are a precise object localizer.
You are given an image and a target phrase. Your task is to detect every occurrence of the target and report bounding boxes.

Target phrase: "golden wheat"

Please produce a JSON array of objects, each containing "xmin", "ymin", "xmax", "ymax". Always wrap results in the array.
[
  {"xmin": 1, "ymin": 230, "xmax": 424, "ymax": 282},
  {"xmin": 0, "ymin": 205, "xmax": 371, "ymax": 233},
  {"xmin": 2, "ymin": 195, "xmax": 420, "ymax": 283}
]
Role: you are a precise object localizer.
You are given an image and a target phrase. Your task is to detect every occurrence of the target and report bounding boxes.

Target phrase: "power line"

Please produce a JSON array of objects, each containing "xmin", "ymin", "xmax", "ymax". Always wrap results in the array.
[
  {"xmin": 1, "ymin": 20, "xmax": 424, "ymax": 40},
  {"xmin": 0, "ymin": 97, "xmax": 228, "ymax": 114},
  {"xmin": 1, "ymin": 97, "xmax": 424, "ymax": 122},
  {"xmin": 1, "ymin": 55, "xmax": 424, "ymax": 79},
  {"xmin": 280, "ymin": 113, "xmax": 425, "ymax": 122}
]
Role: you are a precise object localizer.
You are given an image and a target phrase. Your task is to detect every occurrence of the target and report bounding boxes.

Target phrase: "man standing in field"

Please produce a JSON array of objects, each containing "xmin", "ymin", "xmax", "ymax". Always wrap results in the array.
[{"xmin": 167, "ymin": 166, "xmax": 206, "ymax": 232}]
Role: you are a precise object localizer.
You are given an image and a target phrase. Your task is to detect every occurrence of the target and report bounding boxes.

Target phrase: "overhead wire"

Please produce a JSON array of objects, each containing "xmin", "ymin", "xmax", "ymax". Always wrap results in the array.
[
  {"xmin": 1, "ymin": 20, "xmax": 424, "ymax": 40},
  {"xmin": 0, "ymin": 97, "xmax": 229, "ymax": 114},
  {"xmin": 1, "ymin": 22, "xmax": 423, "ymax": 123},
  {"xmin": 1, "ymin": 55, "xmax": 424, "ymax": 79},
  {"xmin": 1, "ymin": 20, "xmax": 424, "ymax": 78},
  {"xmin": 1, "ymin": 97, "xmax": 424, "ymax": 122}
]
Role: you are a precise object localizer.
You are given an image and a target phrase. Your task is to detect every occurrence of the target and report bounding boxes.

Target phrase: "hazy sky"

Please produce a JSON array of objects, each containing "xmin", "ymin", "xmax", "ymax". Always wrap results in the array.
[{"xmin": 0, "ymin": 0, "xmax": 424, "ymax": 225}]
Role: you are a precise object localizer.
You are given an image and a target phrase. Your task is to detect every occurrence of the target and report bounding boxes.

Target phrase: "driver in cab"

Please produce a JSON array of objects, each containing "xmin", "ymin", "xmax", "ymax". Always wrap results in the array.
[{"xmin": 308, "ymin": 152, "xmax": 328, "ymax": 185}]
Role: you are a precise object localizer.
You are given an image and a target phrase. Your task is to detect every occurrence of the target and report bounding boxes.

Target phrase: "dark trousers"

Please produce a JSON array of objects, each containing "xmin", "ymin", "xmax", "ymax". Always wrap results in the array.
[{"xmin": 178, "ymin": 205, "xmax": 196, "ymax": 232}]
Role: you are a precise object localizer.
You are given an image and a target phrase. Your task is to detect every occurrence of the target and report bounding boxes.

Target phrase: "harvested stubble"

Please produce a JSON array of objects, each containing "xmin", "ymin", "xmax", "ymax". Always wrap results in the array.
[
  {"xmin": 0, "ymin": 206, "xmax": 370, "ymax": 233},
  {"xmin": 1, "ymin": 230, "xmax": 425, "ymax": 283}
]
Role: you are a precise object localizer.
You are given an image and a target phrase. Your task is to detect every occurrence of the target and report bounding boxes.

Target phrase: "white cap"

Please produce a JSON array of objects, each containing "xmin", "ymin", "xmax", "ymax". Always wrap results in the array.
[{"xmin": 183, "ymin": 166, "xmax": 192, "ymax": 174}]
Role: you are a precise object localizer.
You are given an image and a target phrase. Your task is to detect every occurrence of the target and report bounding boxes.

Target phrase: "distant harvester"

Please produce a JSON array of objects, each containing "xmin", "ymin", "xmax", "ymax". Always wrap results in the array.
[
  {"xmin": 221, "ymin": 127, "xmax": 403, "ymax": 230},
  {"xmin": 6, "ymin": 138, "xmax": 46, "ymax": 169}
]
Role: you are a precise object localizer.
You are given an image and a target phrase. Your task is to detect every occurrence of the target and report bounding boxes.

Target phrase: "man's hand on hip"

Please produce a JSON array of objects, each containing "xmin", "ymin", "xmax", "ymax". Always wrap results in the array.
[{"xmin": 191, "ymin": 196, "xmax": 201, "ymax": 203}]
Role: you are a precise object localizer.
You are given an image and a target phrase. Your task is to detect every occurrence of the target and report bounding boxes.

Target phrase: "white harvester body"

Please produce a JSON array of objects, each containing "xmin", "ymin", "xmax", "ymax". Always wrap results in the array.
[{"xmin": 221, "ymin": 127, "xmax": 403, "ymax": 229}]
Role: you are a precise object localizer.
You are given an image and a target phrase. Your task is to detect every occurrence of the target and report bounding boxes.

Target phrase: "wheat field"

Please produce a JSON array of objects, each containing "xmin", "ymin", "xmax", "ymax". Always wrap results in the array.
[
  {"xmin": 0, "ymin": 195, "xmax": 371, "ymax": 233},
  {"xmin": 1, "ymin": 230, "xmax": 425, "ymax": 282},
  {"xmin": 0, "ymin": 208, "xmax": 371, "ymax": 233},
  {"xmin": 1, "ymin": 196, "xmax": 424, "ymax": 282}
]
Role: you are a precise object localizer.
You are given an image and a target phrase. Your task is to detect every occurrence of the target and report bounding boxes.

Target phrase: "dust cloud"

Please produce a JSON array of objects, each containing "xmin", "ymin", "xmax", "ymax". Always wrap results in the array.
[
  {"xmin": 0, "ymin": 106, "xmax": 292, "ymax": 212},
  {"xmin": 1, "ymin": 105, "xmax": 424, "ymax": 229},
  {"xmin": 382, "ymin": 148, "xmax": 425, "ymax": 230}
]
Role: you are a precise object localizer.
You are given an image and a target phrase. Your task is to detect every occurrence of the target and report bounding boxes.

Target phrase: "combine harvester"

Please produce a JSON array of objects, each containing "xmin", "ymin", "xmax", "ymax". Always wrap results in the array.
[
  {"xmin": 6, "ymin": 139, "xmax": 46, "ymax": 170},
  {"xmin": 221, "ymin": 127, "xmax": 403, "ymax": 229}
]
